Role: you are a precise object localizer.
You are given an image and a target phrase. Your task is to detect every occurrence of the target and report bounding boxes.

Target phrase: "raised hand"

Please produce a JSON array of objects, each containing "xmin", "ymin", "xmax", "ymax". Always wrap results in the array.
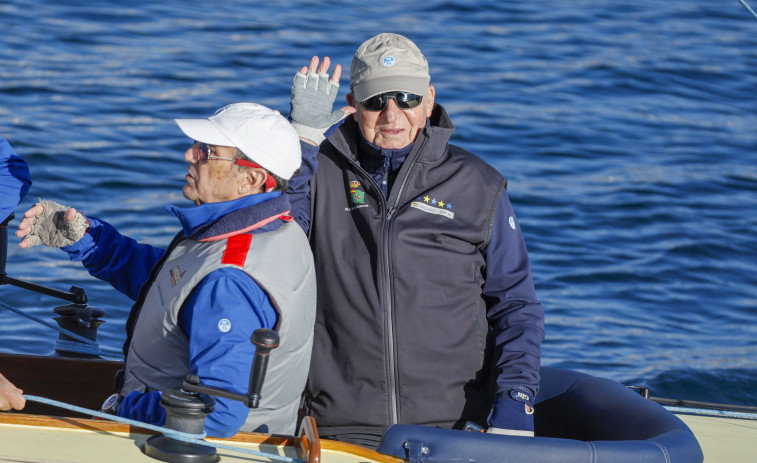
[{"xmin": 290, "ymin": 56, "xmax": 356, "ymax": 145}]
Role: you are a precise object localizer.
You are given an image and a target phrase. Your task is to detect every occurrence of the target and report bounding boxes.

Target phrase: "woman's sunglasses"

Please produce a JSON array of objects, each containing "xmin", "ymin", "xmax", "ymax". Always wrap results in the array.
[{"xmin": 360, "ymin": 91, "xmax": 424, "ymax": 112}]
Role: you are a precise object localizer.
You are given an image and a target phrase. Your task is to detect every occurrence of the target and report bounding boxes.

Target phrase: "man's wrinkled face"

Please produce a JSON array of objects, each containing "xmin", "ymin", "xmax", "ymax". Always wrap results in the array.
[
  {"xmin": 183, "ymin": 143, "xmax": 243, "ymax": 205},
  {"xmin": 348, "ymin": 86, "xmax": 435, "ymax": 150}
]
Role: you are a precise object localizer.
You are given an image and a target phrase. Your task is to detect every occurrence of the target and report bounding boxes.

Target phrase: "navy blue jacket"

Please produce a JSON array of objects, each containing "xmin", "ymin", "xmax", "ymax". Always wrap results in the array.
[{"xmin": 287, "ymin": 105, "xmax": 544, "ymax": 436}]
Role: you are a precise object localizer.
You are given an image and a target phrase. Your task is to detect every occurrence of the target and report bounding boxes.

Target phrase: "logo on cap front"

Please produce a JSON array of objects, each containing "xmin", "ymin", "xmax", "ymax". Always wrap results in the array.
[{"xmin": 382, "ymin": 56, "xmax": 396, "ymax": 67}]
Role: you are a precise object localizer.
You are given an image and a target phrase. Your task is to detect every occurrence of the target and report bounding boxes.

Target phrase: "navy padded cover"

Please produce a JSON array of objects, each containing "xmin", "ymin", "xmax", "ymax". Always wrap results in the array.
[{"xmin": 377, "ymin": 367, "xmax": 703, "ymax": 463}]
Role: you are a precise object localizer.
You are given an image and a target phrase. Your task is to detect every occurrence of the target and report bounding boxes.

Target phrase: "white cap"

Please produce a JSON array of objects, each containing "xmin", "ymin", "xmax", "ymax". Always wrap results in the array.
[{"xmin": 175, "ymin": 103, "xmax": 301, "ymax": 180}]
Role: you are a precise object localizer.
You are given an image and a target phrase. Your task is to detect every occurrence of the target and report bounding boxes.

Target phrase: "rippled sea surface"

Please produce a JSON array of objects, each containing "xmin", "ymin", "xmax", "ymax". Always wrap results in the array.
[{"xmin": 1, "ymin": 0, "xmax": 755, "ymax": 406}]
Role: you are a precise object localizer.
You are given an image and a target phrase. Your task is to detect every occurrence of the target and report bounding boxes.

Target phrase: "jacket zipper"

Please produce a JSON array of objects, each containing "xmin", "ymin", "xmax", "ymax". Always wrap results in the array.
[
  {"xmin": 381, "ymin": 156, "xmax": 391, "ymax": 197},
  {"xmin": 379, "ymin": 137, "xmax": 429, "ymax": 423},
  {"xmin": 385, "ymin": 136, "xmax": 425, "ymax": 220},
  {"xmin": 382, "ymin": 208, "xmax": 398, "ymax": 424},
  {"xmin": 342, "ymin": 156, "xmax": 399, "ymax": 424},
  {"xmin": 342, "ymin": 135, "xmax": 428, "ymax": 425}
]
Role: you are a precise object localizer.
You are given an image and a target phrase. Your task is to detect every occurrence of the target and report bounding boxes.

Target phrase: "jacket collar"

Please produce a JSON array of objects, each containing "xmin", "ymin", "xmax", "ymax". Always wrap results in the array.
[
  {"xmin": 328, "ymin": 104, "xmax": 456, "ymax": 165},
  {"xmin": 357, "ymin": 138, "xmax": 414, "ymax": 173},
  {"xmin": 166, "ymin": 192, "xmax": 292, "ymax": 242}
]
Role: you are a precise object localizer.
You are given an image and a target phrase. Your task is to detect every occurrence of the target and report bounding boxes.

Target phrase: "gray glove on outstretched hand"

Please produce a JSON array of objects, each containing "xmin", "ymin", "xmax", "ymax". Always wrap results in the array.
[
  {"xmin": 290, "ymin": 70, "xmax": 349, "ymax": 145},
  {"xmin": 22, "ymin": 200, "xmax": 89, "ymax": 248}
]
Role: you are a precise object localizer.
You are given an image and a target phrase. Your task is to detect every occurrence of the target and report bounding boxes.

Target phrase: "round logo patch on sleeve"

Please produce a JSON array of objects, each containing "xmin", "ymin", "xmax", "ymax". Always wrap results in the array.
[{"xmin": 218, "ymin": 318, "xmax": 232, "ymax": 333}]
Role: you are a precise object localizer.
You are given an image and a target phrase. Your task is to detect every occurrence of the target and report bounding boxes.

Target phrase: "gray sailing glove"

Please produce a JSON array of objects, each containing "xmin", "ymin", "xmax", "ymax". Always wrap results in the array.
[
  {"xmin": 290, "ymin": 71, "xmax": 349, "ymax": 145},
  {"xmin": 25, "ymin": 200, "xmax": 89, "ymax": 248}
]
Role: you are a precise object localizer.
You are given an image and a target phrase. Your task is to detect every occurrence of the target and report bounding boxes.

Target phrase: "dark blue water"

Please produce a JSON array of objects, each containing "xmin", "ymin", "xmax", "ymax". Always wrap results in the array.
[{"xmin": 1, "ymin": 0, "xmax": 756, "ymax": 407}]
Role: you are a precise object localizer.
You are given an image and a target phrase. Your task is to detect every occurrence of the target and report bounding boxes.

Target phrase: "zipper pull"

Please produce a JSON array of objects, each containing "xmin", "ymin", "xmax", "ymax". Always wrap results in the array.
[
  {"xmin": 382, "ymin": 157, "xmax": 390, "ymax": 186},
  {"xmin": 386, "ymin": 206, "xmax": 396, "ymax": 220}
]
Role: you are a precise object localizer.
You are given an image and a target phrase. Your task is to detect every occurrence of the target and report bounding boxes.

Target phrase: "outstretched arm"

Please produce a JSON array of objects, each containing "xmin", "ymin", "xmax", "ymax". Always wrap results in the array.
[{"xmin": 16, "ymin": 200, "xmax": 165, "ymax": 300}]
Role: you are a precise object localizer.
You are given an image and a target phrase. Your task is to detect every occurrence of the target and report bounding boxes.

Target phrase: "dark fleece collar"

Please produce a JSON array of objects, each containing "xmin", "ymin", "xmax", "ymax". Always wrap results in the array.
[{"xmin": 188, "ymin": 193, "xmax": 292, "ymax": 242}]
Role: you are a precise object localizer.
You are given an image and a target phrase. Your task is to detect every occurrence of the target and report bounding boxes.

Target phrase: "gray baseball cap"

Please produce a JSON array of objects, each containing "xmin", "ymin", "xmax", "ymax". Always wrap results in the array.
[{"xmin": 350, "ymin": 33, "xmax": 430, "ymax": 102}]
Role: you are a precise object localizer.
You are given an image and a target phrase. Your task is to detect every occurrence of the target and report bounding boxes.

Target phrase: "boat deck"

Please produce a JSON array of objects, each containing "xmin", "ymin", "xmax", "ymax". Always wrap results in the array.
[
  {"xmin": 1, "ymin": 412, "xmax": 755, "ymax": 462},
  {"xmin": 676, "ymin": 413, "xmax": 757, "ymax": 463},
  {"xmin": 0, "ymin": 414, "xmax": 401, "ymax": 463}
]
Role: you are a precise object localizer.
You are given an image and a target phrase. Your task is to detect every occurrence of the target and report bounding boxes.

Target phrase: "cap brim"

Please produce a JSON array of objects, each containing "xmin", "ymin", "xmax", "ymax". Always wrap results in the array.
[
  {"xmin": 174, "ymin": 118, "xmax": 235, "ymax": 147},
  {"xmin": 352, "ymin": 76, "xmax": 430, "ymax": 102}
]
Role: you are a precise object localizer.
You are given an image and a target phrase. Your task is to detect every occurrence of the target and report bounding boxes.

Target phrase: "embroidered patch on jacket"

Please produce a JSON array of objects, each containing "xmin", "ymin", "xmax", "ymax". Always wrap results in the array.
[
  {"xmin": 349, "ymin": 180, "xmax": 365, "ymax": 204},
  {"xmin": 169, "ymin": 266, "xmax": 186, "ymax": 287},
  {"xmin": 411, "ymin": 195, "xmax": 455, "ymax": 220},
  {"xmin": 345, "ymin": 180, "xmax": 369, "ymax": 212}
]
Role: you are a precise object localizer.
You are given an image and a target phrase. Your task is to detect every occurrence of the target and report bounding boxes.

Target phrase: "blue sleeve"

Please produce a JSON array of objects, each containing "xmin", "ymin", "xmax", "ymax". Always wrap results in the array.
[
  {"xmin": 118, "ymin": 390, "xmax": 166, "ymax": 425},
  {"xmin": 61, "ymin": 217, "xmax": 166, "ymax": 300},
  {"xmin": 0, "ymin": 136, "xmax": 32, "ymax": 222},
  {"xmin": 184, "ymin": 267, "xmax": 278, "ymax": 437},
  {"xmin": 481, "ymin": 191, "xmax": 545, "ymax": 429},
  {"xmin": 285, "ymin": 140, "xmax": 319, "ymax": 234}
]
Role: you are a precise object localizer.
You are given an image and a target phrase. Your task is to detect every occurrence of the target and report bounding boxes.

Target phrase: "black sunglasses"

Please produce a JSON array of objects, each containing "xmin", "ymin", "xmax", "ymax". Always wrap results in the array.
[{"xmin": 360, "ymin": 91, "xmax": 424, "ymax": 112}]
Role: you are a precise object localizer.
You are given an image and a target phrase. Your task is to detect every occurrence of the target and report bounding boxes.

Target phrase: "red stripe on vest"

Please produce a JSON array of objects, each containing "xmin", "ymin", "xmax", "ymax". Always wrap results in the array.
[{"xmin": 221, "ymin": 233, "xmax": 253, "ymax": 267}]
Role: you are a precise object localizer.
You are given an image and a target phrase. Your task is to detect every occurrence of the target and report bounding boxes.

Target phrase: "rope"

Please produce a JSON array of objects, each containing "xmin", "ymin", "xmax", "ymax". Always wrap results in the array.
[
  {"xmin": 739, "ymin": 0, "xmax": 757, "ymax": 20},
  {"xmin": 665, "ymin": 405, "xmax": 757, "ymax": 421},
  {"xmin": 23, "ymin": 395, "xmax": 304, "ymax": 463},
  {"xmin": 54, "ymin": 339, "xmax": 103, "ymax": 356},
  {"xmin": 0, "ymin": 300, "xmax": 124, "ymax": 359},
  {"xmin": 24, "ymin": 395, "xmax": 206, "ymax": 439}
]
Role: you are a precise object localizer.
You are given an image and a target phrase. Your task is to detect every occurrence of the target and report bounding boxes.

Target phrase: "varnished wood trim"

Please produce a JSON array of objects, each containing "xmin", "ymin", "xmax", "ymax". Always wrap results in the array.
[
  {"xmin": 0, "ymin": 413, "xmax": 404, "ymax": 462},
  {"xmin": 320, "ymin": 441, "xmax": 404, "ymax": 463},
  {"xmin": 0, "ymin": 412, "xmax": 153, "ymax": 434},
  {"xmin": 297, "ymin": 416, "xmax": 321, "ymax": 463}
]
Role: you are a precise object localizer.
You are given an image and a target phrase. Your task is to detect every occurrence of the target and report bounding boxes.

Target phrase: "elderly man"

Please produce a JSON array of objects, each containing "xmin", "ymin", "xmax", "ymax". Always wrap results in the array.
[
  {"xmin": 17, "ymin": 103, "xmax": 316, "ymax": 437},
  {"xmin": 288, "ymin": 33, "xmax": 545, "ymax": 447}
]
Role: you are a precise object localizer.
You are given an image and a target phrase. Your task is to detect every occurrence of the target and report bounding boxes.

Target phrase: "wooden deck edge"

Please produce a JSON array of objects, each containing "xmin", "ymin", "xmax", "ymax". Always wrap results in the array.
[{"xmin": 0, "ymin": 413, "xmax": 402, "ymax": 462}]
